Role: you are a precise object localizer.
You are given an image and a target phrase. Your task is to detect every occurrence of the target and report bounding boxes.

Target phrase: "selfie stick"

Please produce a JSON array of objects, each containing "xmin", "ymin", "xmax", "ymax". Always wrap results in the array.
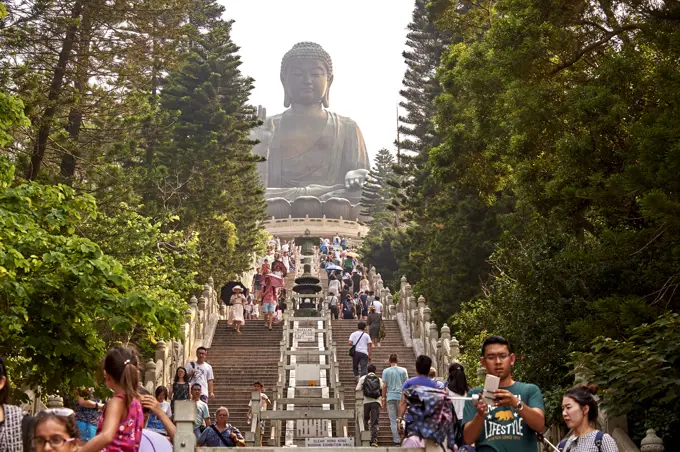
[{"xmin": 536, "ymin": 433, "xmax": 561, "ymax": 452}]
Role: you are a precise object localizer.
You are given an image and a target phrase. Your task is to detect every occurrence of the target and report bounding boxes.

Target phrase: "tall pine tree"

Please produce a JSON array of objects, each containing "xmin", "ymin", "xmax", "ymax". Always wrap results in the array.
[
  {"xmin": 360, "ymin": 148, "xmax": 395, "ymax": 232},
  {"xmin": 156, "ymin": 8, "xmax": 266, "ymax": 283}
]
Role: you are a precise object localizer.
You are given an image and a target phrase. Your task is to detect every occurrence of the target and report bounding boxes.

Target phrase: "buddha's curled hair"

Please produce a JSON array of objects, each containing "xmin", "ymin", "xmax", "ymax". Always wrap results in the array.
[{"xmin": 280, "ymin": 42, "xmax": 333, "ymax": 81}]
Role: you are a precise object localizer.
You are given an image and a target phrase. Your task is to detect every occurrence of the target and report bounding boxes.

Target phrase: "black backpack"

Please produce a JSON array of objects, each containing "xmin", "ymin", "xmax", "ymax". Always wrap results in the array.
[
  {"xmin": 558, "ymin": 430, "xmax": 603, "ymax": 452},
  {"xmin": 363, "ymin": 374, "xmax": 382, "ymax": 399}
]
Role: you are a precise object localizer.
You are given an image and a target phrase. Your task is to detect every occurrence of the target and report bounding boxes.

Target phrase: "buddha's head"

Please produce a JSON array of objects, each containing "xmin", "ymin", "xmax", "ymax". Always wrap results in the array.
[{"xmin": 280, "ymin": 42, "xmax": 333, "ymax": 108}]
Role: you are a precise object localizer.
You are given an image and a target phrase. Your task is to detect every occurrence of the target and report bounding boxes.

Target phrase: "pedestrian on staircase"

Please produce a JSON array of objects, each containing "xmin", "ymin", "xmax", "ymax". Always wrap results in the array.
[
  {"xmin": 348, "ymin": 322, "xmax": 372, "ymax": 379},
  {"xmin": 328, "ymin": 274, "xmax": 341, "ymax": 296},
  {"xmin": 247, "ymin": 382, "xmax": 271, "ymax": 447},
  {"xmin": 341, "ymin": 295, "xmax": 356, "ymax": 320},
  {"xmin": 356, "ymin": 364, "xmax": 384, "ymax": 447},
  {"xmin": 229, "ymin": 286, "xmax": 246, "ymax": 333},
  {"xmin": 382, "ymin": 353, "xmax": 409, "ymax": 446},
  {"xmin": 190, "ymin": 384, "xmax": 211, "ymax": 439},
  {"xmin": 398, "ymin": 355, "xmax": 440, "ymax": 444},
  {"xmin": 185, "ymin": 347, "xmax": 215, "ymax": 404},
  {"xmin": 328, "ymin": 291, "xmax": 340, "ymax": 320},
  {"xmin": 261, "ymin": 276, "xmax": 277, "ymax": 331},
  {"xmin": 197, "ymin": 407, "xmax": 245, "ymax": 447},
  {"xmin": 170, "ymin": 367, "xmax": 190, "ymax": 416},
  {"xmin": 352, "ymin": 270, "xmax": 362, "ymax": 294},
  {"xmin": 367, "ymin": 305, "xmax": 382, "ymax": 347},
  {"xmin": 360, "ymin": 274, "xmax": 370, "ymax": 293}
]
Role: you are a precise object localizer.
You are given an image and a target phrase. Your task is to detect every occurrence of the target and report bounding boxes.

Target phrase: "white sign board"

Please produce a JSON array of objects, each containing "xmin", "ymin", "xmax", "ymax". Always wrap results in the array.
[
  {"xmin": 305, "ymin": 437, "xmax": 354, "ymax": 448},
  {"xmin": 294, "ymin": 327, "xmax": 316, "ymax": 342}
]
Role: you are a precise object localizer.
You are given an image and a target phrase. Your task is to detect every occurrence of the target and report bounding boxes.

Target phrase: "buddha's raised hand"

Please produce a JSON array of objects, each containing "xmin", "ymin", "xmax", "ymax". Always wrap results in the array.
[{"xmin": 344, "ymin": 169, "xmax": 369, "ymax": 190}]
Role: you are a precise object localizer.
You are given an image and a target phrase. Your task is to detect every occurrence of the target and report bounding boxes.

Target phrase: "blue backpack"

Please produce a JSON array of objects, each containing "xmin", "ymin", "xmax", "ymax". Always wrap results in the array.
[{"xmin": 558, "ymin": 430, "xmax": 603, "ymax": 452}]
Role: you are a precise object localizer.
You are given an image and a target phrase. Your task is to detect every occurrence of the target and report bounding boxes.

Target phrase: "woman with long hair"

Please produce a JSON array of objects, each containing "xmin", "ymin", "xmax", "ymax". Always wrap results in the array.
[
  {"xmin": 79, "ymin": 346, "xmax": 143, "ymax": 452},
  {"xmin": 446, "ymin": 363, "xmax": 467, "ymax": 422},
  {"xmin": 170, "ymin": 367, "xmax": 190, "ymax": 415}
]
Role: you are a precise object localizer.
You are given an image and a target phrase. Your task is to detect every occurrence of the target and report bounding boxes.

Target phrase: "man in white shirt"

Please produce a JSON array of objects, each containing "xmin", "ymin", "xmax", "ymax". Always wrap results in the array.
[
  {"xmin": 371, "ymin": 297, "xmax": 383, "ymax": 315},
  {"xmin": 356, "ymin": 364, "xmax": 384, "ymax": 447},
  {"xmin": 348, "ymin": 322, "xmax": 372, "ymax": 380},
  {"xmin": 185, "ymin": 346, "xmax": 215, "ymax": 404}
]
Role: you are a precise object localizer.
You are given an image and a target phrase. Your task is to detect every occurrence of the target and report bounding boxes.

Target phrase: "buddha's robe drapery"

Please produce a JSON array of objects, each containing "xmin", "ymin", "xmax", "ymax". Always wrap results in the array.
[{"xmin": 252, "ymin": 110, "xmax": 370, "ymax": 202}]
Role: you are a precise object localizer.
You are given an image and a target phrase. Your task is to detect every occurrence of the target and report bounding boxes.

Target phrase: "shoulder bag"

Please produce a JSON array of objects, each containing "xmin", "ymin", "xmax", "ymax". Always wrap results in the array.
[{"xmin": 349, "ymin": 332, "xmax": 365, "ymax": 357}]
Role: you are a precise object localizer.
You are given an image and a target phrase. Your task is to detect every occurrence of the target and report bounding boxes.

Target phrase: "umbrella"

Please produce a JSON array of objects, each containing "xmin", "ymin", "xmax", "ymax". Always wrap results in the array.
[
  {"xmin": 325, "ymin": 263, "xmax": 343, "ymax": 271},
  {"xmin": 141, "ymin": 429, "xmax": 173, "ymax": 452},
  {"xmin": 263, "ymin": 273, "xmax": 284, "ymax": 288},
  {"xmin": 220, "ymin": 281, "xmax": 246, "ymax": 305},
  {"xmin": 345, "ymin": 251, "xmax": 360, "ymax": 258}
]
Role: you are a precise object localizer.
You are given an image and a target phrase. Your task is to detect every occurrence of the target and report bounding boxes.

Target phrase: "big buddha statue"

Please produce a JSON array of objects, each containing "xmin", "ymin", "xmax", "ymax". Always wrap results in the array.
[{"xmin": 251, "ymin": 42, "xmax": 370, "ymax": 204}]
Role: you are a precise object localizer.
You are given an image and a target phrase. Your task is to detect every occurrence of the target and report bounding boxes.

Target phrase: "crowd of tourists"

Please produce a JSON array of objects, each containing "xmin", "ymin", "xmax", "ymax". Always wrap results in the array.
[
  {"xmin": 1, "ymin": 336, "xmax": 620, "ymax": 451},
  {"xmin": 220, "ymin": 236, "xmax": 295, "ymax": 332},
  {"xmin": 347, "ymin": 334, "xmax": 619, "ymax": 451}
]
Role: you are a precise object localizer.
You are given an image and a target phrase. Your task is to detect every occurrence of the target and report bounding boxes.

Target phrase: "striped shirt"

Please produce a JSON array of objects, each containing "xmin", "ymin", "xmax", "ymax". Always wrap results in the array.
[{"xmin": 562, "ymin": 431, "xmax": 618, "ymax": 452}]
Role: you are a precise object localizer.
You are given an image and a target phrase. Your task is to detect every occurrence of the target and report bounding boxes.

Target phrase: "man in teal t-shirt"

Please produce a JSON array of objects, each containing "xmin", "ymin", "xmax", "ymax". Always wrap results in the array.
[
  {"xmin": 381, "ymin": 353, "xmax": 409, "ymax": 446},
  {"xmin": 463, "ymin": 336, "xmax": 545, "ymax": 452}
]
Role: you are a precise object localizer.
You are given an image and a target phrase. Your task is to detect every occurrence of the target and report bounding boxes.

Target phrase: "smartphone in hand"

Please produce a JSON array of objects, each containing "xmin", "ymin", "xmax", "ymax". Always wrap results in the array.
[{"xmin": 482, "ymin": 374, "xmax": 500, "ymax": 406}]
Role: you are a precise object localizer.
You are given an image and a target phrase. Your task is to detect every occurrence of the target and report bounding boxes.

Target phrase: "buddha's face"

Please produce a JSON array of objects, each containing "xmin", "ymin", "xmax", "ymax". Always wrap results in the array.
[{"xmin": 284, "ymin": 58, "xmax": 329, "ymax": 106}]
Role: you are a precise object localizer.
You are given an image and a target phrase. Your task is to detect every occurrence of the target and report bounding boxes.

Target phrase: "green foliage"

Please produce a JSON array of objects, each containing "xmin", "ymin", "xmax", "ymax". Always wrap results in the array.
[
  {"xmin": 365, "ymin": 0, "xmax": 680, "ymax": 446},
  {"xmin": 0, "ymin": 0, "xmax": 268, "ymax": 397},
  {"xmin": 0, "ymin": 159, "xmax": 183, "ymax": 393},
  {"xmin": 573, "ymin": 313, "xmax": 680, "ymax": 443},
  {"xmin": 361, "ymin": 148, "xmax": 396, "ymax": 232},
  {"xmin": 0, "ymin": 92, "xmax": 29, "ymax": 146}
]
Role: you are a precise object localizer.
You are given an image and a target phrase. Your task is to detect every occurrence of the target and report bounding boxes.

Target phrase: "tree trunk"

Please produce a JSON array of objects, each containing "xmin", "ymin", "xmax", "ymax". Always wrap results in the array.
[
  {"xmin": 60, "ymin": 2, "xmax": 92, "ymax": 182},
  {"xmin": 26, "ymin": 0, "xmax": 83, "ymax": 180}
]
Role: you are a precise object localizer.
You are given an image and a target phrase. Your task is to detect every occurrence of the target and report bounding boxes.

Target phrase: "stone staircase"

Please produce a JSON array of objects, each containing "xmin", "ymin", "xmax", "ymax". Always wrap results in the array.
[
  {"xmin": 332, "ymin": 318, "xmax": 416, "ymax": 446},
  {"xmin": 209, "ymin": 319, "xmax": 284, "ymax": 441}
]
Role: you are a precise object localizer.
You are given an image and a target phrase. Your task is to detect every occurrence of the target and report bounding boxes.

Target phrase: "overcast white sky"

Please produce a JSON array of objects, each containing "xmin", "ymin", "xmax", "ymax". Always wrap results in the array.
[{"xmin": 219, "ymin": 0, "xmax": 415, "ymax": 163}]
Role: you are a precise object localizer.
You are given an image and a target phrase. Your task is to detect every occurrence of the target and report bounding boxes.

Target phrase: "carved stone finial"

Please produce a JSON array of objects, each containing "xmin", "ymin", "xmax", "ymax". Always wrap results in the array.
[
  {"xmin": 450, "ymin": 336, "xmax": 460, "ymax": 360},
  {"xmin": 198, "ymin": 295, "xmax": 207, "ymax": 310},
  {"xmin": 423, "ymin": 306, "xmax": 431, "ymax": 323},
  {"xmin": 46, "ymin": 395, "xmax": 64, "ymax": 408},
  {"xmin": 208, "ymin": 276, "xmax": 214, "ymax": 287},
  {"xmin": 429, "ymin": 321, "xmax": 438, "ymax": 340},
  {"xmin": 440, "ymin": 324, "xmax": 451, "ymax": 340},
  {"xmin": 189, "ymin": 295, "xmax": 198, "ymax": 307},
  {"xmin": 641, "ymin": 429, "xmax": 664, "ymax": 452},
  {"xmin": 418, "ymin": 295, "xmax": 426, "ymax": 308},
  {"xmin": 401, "ymin": 275, "xmax": 408, "ymax": 283},
  {"xmin": 477, "ymin": 365, "xmax": 487, "ymax": 380}
]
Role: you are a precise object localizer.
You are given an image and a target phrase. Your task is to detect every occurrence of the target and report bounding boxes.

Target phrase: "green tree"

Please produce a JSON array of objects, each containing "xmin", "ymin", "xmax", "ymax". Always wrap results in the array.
[
  {"xmin": 0, "ymin": 158, "xmax": 184, "ymax": 393},
  {"xmin": 153, "ymin": 10, "xmax": 266, "ymax": 282},
  {"xmin": 361, "ymin": 148, "xmax": 395, "ymax": 232}
]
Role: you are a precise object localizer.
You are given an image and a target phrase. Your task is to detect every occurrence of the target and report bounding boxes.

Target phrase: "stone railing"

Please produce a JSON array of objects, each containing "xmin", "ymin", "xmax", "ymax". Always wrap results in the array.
[
  {"xmin": 143, "ymin": 277, "xmax": 224, "ymax": 393},
  {"xmin": 365, "ymin": 270, "xmax": 459, "ymax": 380}
]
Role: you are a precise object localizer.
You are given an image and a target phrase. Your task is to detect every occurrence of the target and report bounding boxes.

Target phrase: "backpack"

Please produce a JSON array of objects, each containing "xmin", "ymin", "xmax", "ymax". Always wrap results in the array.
[
  {"xmin": 363, "ymin": 374, "xmax": 382, "ymax": 399},
  {"xmin": 343, "ymin": 300, "xmax": 353, "ymax": 313},
  {"xmin": 557, "ymin": 430, "xmax": 603, "ymax": 452},
  {"xmin": 328, "ymin": 295, "xmax": 338, "ymax": 309}
]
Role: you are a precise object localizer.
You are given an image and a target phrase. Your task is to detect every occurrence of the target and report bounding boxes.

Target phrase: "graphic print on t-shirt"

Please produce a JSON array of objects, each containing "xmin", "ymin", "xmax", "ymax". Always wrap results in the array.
[{"xmin": 484, "ymin": 396, "xmax": 525, "ymax": 441}]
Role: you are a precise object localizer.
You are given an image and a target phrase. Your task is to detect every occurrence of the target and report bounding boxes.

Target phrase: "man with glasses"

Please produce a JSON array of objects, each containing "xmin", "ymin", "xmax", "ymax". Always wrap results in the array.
[
  {"xmin": 462, "ymin": 336, "xmax": 545, "ymax": 451},
  {"xmin": 191, "ymin": 383, "xmax": 211, "ymax": 439}
]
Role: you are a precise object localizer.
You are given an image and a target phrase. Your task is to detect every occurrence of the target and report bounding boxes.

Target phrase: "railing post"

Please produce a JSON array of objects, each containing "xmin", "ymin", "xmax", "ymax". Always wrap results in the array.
[{"xmin": 173, "ymin": 400, "xmax": 197, "ymax": 452}]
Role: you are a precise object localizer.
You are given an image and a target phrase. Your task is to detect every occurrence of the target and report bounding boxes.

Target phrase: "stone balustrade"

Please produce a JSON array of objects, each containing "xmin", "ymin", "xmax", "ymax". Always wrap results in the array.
[
  {"xmin": 365, "ymin": 270, "xmax": 460, "ymax": 380},
  {"xmin": 144, "ymin": 277, "xmax": 225, "ymax": 393},
  {"xmin": 263, "ymin": 215, "xmax": 369, "ymax": 240}
]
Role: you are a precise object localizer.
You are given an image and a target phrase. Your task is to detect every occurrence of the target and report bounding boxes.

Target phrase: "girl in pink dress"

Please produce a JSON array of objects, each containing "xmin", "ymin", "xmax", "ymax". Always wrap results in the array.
[{"xmin": 79, "ymin": 347, "xmax": 144, "ymax": 452}]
